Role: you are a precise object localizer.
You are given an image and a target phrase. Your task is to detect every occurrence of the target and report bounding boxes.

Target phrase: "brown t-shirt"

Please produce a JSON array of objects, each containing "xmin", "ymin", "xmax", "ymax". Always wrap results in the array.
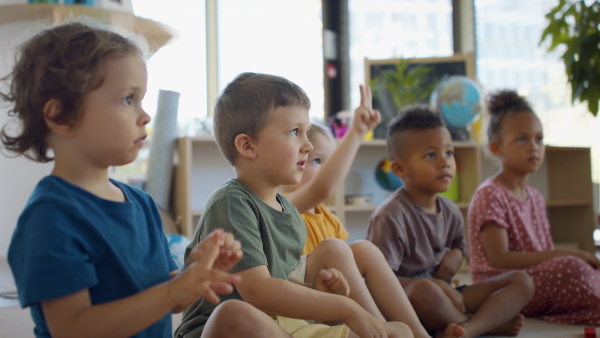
[{"xmin": 366, "ymin": 188, "xmax": 467, "ymax": 279}]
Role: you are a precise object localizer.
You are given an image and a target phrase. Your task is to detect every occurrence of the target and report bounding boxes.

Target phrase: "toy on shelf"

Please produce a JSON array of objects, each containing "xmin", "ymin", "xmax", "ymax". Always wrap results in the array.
[{"xmin": 374, "ymin": 158, "xmax": 403, "ymax": 192}]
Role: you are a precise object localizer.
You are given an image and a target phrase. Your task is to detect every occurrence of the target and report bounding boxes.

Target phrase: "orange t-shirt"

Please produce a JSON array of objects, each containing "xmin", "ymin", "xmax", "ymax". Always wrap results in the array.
[{"xmin": 301, "ymin": 203, "xmax": 349, "ymax": 255}]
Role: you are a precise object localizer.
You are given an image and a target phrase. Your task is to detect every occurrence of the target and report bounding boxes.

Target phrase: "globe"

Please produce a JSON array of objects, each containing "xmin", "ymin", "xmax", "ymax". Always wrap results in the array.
[
  {"xmin": 430, "ymin": 75, "xmax": 483, "ymax": 129},
  {"xmin": 375, "ymin": 158, "xmax": 403, "ymax": 192}
]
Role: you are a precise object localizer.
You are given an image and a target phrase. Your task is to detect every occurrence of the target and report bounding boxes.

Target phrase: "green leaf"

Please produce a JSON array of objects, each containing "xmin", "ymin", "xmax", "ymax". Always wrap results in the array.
[{"xmin": 541, "ymin": 0, "xmax": 600, "ymax": 116}]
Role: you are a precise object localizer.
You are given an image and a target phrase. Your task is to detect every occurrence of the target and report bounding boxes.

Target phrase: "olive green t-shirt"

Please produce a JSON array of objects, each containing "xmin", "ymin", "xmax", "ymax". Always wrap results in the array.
[{"xmin": 175, "ymin": 179, "xmax": 306, "ymax": 337}]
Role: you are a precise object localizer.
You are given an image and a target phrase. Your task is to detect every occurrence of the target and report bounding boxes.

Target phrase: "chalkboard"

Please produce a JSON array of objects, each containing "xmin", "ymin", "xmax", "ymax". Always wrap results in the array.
[{"xmin": 365, "ymin": 53, "xmax": 475, "ymax": 139}]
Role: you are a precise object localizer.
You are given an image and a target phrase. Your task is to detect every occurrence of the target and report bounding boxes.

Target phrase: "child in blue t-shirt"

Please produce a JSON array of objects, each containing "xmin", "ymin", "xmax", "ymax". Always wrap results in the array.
[{"xmin": 1, "ymin": 21, "xmax": 290, "ymax": 338}]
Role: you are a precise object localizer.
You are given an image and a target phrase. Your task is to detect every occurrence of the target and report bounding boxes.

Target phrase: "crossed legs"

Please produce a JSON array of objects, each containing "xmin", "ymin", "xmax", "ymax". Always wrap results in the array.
[{"xmin": 405, "ymin": 270, "xmax": 534, "ymax": 338}]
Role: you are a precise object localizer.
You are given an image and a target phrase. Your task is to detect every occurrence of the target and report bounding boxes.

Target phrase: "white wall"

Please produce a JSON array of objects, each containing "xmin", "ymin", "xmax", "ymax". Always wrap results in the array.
[{"xmin": 0, "ymin": 22, "xmax": 53, "ymax": 260}]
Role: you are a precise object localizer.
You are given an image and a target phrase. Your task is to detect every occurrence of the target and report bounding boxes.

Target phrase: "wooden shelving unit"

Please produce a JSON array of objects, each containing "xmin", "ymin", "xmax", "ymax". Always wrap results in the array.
[
  {"xmin": 173, "ymin": 138, "xmax": 596, "ymax": 253},
  {"xmin": 0, "ymin": 4, "xmax": 177, "ymax": 53}
]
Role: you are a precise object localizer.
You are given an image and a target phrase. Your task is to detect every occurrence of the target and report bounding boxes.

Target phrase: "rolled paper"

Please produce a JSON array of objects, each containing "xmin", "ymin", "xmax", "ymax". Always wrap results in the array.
[{"xmin": 145, "ymin": 89, "xmax": 180, "ymax": 212}]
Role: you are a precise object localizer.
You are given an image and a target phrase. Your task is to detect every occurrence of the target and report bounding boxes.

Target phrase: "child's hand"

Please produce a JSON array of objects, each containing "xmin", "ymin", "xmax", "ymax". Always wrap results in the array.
[
  {"xmin": 213, "ymin": 231, "xmax": 244, "ymax": 272},
  {"xmin": 351, "ymin": 84, "xmax": 381, "ymax": 137},
  {"xmin": 312, "ymin": 268, "xmax": 350, "ymax": 296},
  {"xmin": 344, "ymin": 305, "xmax": 387, "ymax": 338},
  {"xmin": 186, "ymin": 230, "xmax": 243, "ymax": 272},
  {"xmin": 573, "ymin": 250, "xmax": 600, "ymax": 269},
  {"xmin": 170, "ymin": 230, "xmax": 242, "ymax": 308},
  {"xmin": 434, "ymin": 249, "xmax": 463, "ymax": 282},
  {"xmin": 432, "ymin": 279, "xmax": 466, "ymax": 314}
]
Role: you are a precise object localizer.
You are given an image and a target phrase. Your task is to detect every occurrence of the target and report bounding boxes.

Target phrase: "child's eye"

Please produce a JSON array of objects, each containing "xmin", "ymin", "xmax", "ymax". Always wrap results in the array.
[
  {"xmin": 445, "ymin": 150, "xmax": 454, "ymax": 158},
  {"xmin": 124, "ymin": 95, "xmax": 134, "ymax": 105},
  {"xmin": 312, "ymin": 158, "xmax": 322, "ymax": 165},
  {"xmin": 425, "ymin": 153, "xmax": 435, "ymax": 159},
  {"xmin": 536, "ymin": 136, "xmax": 544, "ymax": 143},
  {"xmin": 518, "ymin": 137, "xmax": 527, "ymax": 143},
  {"xmin": 289, "ymin": 128, "xmax": 299, "ymax": 136}
]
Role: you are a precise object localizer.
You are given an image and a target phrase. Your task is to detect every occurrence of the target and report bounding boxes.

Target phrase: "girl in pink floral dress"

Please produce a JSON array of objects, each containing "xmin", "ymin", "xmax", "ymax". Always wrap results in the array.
[{"xmin": 468, "ymin": 90, "xmax": 600, "ymax": 326}]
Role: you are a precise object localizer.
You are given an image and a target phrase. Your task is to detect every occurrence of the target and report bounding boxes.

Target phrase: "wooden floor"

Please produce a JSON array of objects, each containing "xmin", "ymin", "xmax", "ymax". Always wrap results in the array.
[{"xmin": 1, "ymin": 257, "xmax": 597, "ymax": 337}]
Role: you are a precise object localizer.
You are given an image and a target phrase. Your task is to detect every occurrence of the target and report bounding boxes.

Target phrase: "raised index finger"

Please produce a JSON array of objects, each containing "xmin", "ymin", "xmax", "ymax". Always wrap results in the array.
[
  {"xmin": 365, "ymin": 84, "xmax": 373, "ymax": 108},
  {"xmin": 359, "ymin": 84, "xmax": 367, "ymax": 107}
]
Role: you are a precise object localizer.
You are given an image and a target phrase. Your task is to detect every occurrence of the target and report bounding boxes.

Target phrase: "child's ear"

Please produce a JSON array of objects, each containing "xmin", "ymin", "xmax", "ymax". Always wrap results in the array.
[
  {"xmin": 43, "ymin": 99, "xmax": 75, "ymax": 137},
  {"xmin": 390, "ymin": 159, "xmax": 407, "ymax": 179},
  {"xmin": 489, "ymin": 140, "xmax": 502, "ymax": 157},
  {"xmin": 234, "ymin": 133, "xmax": 257, "ymax": 159}
]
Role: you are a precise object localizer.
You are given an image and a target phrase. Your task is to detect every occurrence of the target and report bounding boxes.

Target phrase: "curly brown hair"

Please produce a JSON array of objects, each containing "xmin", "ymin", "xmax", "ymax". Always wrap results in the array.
[
  {"xmin": 486, "ymin": 90, "xmax": 535, "ymax": 142},
  {"xmin": 0, "ymin": 22, "xmax": 142, "ymax": 162}
]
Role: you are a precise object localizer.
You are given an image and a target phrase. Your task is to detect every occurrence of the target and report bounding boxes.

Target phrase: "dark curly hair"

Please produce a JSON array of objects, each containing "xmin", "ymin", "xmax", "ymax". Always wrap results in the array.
[
  {"xmin": 386, "ymin": 104, "xmax": 445, "ymax": 159},
  {"xmin": 486, "ymin": 90, "xmax": 535, "ymax": 142},
  {"xmin": 0, "ymin": 22, "xmax": 142, "ymax": 162}
]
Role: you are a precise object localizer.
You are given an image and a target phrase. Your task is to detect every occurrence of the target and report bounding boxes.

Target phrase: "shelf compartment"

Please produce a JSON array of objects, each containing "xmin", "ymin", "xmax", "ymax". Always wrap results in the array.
[
  {"xmin": 546, "ymin": 199, "xmax": 593, "ymax": 207},
  {"xmin": 344, "ymin": 205, "xmax": 378, "ymax": 212}
]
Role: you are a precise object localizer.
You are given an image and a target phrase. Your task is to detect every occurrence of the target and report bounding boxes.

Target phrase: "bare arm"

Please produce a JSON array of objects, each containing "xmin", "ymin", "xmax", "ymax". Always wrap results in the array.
[
  {"xmin": 235, "ymin": 265, "xmax": 386, "ymax": 336},
  {"xmin": 481, "ymin": 222, "xmax": 600, "ymax": 269},
  {"xmin": 42, "ymin": 283, "xmax": 179, "ymax": 338},
  {"xmin": 42, "ymin": 229, "xmax": 242, "ymax": 338},
  {"xmin": 285, "ymin": 85, "xmax": 381, "ymax": 213},
  {"xmin": 434, "ymin": 248, "xmax": 464, "ymax": 282}
]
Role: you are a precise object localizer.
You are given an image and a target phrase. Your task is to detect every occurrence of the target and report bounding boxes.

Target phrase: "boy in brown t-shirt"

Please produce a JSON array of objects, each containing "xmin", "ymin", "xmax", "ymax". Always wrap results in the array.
[{"xmin": 367, "ymin": 104, "xmax": 535, "ymax": 338}]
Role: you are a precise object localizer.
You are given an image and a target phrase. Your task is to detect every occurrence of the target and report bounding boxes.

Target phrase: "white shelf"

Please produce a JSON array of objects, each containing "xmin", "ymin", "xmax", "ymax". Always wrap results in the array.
[
  {"xmin": 0, "ymin": 4, "xmax": 177, "ymax": 53},
  {"xmin": 344, "ymin": 204, "xmax": 378, "ymax": 212}
]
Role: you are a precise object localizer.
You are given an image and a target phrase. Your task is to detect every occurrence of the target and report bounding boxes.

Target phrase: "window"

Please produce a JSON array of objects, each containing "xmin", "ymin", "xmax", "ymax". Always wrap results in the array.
[
  {"xmin": 348, "ymin": 0, "xmax": 454, "ymax": 108},
  {"xmin": 132, "ymin": 0, "xmax": 207, "ymax": 127},
  {"xmin": 217, "ymin": 0, "xmax": 324, "ymax": 119},
  {"xmin": 476, "ymin": 0, "xmax": 600, "ymax": 182}
]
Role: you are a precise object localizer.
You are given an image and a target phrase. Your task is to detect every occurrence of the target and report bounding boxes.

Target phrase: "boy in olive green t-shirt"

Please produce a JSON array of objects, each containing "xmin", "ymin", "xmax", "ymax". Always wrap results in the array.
[{"xmin": 176, "ymin": 73, "xmax": 417, "ymax": 338}]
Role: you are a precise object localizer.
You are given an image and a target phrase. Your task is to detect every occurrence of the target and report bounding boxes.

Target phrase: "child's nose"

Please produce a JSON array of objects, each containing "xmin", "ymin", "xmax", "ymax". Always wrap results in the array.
[
  {"xmin": 139, "ymin": 109, "xmax": 151, "ymax": 126},
  {"xmin": 440, "ymin": 156, "xmax": 451, "ymax": 168},
  {"xmin": 302, "ymin": 138, "xmax": 313, "ymax": 153}
]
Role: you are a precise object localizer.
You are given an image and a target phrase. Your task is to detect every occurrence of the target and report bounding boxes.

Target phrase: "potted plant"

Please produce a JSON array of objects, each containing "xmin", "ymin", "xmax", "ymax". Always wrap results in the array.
[
  {"xmin": 540, "ymin": 0, "xmax": 600, "ymax": 116},
  {"xmin": 369, "ymin": 58, "xmax": 436, "ymax": 138}
]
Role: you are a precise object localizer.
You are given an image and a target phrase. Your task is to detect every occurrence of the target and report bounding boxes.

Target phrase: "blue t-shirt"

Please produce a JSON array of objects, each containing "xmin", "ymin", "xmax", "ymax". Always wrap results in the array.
[{"xmin": 8, "ymin": 176, "xmax": 177, "ymax": 338}]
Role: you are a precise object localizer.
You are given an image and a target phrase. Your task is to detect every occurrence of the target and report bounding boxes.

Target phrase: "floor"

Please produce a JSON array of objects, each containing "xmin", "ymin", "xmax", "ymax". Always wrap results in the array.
[{"xmin": 0, "ymin": 257, "xmax": 597, "ymax": 337}]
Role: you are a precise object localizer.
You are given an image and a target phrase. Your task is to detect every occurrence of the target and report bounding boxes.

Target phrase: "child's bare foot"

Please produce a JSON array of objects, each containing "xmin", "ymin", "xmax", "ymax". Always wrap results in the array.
[
  {"xmin": 486, "ymin": 314, "xmax": 525, "ymax": 336},
  {"xmin": 436, "ymin": 323, "xmax": 465, "ymax": 338}
]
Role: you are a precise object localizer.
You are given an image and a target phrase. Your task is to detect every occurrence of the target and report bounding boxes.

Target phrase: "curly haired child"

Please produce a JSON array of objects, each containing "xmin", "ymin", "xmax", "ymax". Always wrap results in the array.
[{"xmin": 1, "ymin": 21, "xmax": 290, "ymax": 337}]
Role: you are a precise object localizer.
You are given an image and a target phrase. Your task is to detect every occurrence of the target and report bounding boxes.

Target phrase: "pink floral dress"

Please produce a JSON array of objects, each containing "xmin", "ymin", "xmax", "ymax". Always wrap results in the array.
[{"xmin": 468, "ymin": 179, "xmax": 600, "ymax": 326}]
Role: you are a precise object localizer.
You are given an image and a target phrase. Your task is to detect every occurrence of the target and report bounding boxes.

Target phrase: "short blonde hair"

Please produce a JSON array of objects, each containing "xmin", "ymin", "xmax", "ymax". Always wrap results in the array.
[
  {"xmin": 308, "ymin": 122, "xmax": 335, "ymax": 145},
  {"xmin": 213, "ymin": 72, "xmax": 311, "ymax": 165}
]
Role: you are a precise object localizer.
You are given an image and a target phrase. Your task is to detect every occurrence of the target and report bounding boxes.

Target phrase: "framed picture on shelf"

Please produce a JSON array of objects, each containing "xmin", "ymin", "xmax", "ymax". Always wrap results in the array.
[{"xmin": 365, "ymin": 53, "xmax": 476, "ymax": 140}]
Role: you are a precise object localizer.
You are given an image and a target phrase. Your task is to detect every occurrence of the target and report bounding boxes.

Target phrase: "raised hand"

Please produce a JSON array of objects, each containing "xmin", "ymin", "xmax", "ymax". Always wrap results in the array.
[
  {"xmin": 352, "ymin": 84, "xmax": 381, "ymax": 137},
  {"xmin": 312, "ymin": 268, "xmax": 350, "ymax": 296}
]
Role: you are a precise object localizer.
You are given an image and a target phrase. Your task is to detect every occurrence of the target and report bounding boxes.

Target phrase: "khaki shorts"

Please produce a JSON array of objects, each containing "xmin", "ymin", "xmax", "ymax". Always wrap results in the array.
[
  {"xmin": 270, "ymin": 314, "xmax": 349, "ymax": 338},
  {"xmin": 289, "ymin": 254, "xmax": 308, "ymax": 282}
]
